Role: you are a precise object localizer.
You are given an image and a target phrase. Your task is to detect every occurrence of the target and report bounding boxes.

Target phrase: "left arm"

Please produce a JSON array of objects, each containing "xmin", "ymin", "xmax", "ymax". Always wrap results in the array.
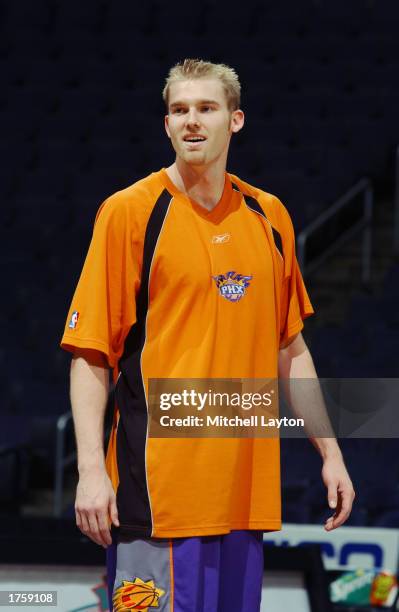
[{"xmin": 278, "ymin": 332, "xmax": 355, "ymax": 531}]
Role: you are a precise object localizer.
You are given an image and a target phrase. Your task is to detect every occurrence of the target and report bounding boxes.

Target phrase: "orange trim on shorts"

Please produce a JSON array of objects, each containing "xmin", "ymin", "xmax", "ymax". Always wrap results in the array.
[{"xmin": 169, "ymin": 539, "xmax": 174, "ymax": 612}]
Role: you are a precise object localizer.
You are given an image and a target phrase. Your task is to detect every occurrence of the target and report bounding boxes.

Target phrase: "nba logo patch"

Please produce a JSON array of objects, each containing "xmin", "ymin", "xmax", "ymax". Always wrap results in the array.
[
  {"xmin": 212, "ymin": 271, "xmax": 253, "ymax": 303},
  {"xmin": 68, "ymin": 310, "xmax": 79, "ymax": 329}
]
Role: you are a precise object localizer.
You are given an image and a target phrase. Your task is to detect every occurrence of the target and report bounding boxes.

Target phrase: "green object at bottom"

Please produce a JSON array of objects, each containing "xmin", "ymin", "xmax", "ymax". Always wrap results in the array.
[{"xmin": 330, "ymin": 569, "xmax": 375, "ymax": 605}]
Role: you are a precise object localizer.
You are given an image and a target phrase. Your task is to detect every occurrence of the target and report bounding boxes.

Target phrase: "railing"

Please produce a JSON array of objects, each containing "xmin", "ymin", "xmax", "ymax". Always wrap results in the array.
[
  {"xmin": 54, "ymin": 411, "xmax": 75, "ymax": 517},
  {"xmin": 394, "ymin": 144, "xmax": 399, "ymax": 255},
  {"xmin": 297, "ymin": 178, "xmax": 374, "ymax": 284}
]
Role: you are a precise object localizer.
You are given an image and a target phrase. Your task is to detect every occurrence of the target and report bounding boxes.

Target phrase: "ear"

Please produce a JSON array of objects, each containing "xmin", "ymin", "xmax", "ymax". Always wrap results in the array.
[
  {"xmin": 164, "ymin": 115, "xmax": 171, "ymax": 139},
  {"xmin": 230, "ymin": 109, "xmax": 244, "ymax": 134}
]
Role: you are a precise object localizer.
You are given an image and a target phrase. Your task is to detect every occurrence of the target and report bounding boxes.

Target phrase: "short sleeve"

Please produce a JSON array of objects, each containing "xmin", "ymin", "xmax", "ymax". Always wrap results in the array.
[
  {"xmin": 60, "ymin": 196, "xmax": 140, "ymax": 368},
  {"xmin": 278, "ymin": 201, "xmax": 314, "ymax": 347}
]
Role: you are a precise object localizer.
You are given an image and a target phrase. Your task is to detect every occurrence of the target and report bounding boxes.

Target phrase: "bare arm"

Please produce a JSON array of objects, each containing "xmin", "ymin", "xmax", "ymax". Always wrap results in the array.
[
  {"xmin": 71, "ymin": 349, "xmax": 119, "ymax": 547},
  {"xmin": 278, "ymin": 333, "xmax": 355, "ymax": 531}
]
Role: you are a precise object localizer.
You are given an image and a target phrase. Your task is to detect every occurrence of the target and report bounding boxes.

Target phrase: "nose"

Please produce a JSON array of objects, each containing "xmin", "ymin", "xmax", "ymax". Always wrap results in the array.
[{"xmin": 186, "ymin": 107, "xmax": 200, "ymax": 129}]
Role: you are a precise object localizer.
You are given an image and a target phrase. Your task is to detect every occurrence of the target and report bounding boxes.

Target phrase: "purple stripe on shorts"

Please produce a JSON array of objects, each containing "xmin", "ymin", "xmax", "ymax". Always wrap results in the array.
[
  {"xmin": 172, "ymin": 530, "xmax": 263, "ymax": 612},
  {"xmin": 218, "ymin": 530, "xmax": 264, "ymax": 611}
]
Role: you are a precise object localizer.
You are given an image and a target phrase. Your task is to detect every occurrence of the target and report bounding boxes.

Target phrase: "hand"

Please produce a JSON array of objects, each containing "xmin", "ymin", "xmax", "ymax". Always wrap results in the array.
[
  {"xmin": 321, "ymin": 454, "xmax": 355, "ymax": 531},
  {"xmin": 75, "ymin": 467, "xmax": 119, "ymax": 548}
]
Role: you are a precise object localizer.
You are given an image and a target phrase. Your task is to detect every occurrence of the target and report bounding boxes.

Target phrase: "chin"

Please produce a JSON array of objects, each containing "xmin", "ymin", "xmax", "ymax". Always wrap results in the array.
[{"xmin": 182, "ymin": 153, "xmax": 207, "ymax": 166}]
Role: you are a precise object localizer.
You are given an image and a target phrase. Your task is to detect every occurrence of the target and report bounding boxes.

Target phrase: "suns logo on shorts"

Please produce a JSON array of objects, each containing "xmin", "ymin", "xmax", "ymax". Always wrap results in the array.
[
  {"xmin": 113, "ymin": 577, "xmax": 165, "ymax": 610},
  {"xmin": 68, "ymin": 310, "xmax": 79, "ymax": 329},
  {"xmin": 212, "ymin": 271, "xmax": 253, "ymax": 302}
]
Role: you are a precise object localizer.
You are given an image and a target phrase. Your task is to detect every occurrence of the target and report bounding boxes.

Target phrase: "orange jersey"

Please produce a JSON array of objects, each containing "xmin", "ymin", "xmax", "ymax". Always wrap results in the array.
[{"xmin": 61, "ymin": 169, "xmax": 314, "ymax": 537}]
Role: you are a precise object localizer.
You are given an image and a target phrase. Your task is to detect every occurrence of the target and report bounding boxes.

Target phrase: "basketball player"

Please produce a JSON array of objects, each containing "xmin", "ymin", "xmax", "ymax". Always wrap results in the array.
[{"xmin": 61, "ymin": 59, "xmax": 355, "ymax": 611}]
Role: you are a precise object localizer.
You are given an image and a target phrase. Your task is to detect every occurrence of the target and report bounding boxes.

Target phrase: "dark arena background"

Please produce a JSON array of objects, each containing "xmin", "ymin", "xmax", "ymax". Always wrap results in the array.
[{"xmin": 1, "ymin": 1, "xmax": 399, "ymax": 610}]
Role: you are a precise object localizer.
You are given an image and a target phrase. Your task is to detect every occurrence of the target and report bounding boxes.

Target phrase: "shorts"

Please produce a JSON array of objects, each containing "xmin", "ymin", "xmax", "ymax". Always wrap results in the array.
[{"xmin": 106, "ymin": 530, "xmax": 264, "ymax": 612}]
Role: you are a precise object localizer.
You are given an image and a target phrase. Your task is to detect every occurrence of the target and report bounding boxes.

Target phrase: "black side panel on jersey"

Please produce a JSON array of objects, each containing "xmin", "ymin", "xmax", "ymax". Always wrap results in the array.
[
  {"xmin": 232, "ymin": 182, "xmax": 284, "ymax": 260},
  {"xmin": 115, "ymin": 188, "xmax": 171, "ymax": 537}
]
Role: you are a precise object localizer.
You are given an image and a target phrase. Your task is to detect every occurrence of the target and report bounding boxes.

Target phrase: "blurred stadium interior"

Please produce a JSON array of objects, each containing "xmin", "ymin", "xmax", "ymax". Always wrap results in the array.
[{"xmin": 1, "ymin": 1, "xmax": 399, "ymax": 606}]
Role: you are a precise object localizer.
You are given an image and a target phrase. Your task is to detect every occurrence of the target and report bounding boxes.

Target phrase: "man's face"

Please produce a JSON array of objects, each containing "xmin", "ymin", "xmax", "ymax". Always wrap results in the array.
[{"xmin": 165, "ymin": 78, "xmax": 243, "ymax": 167}]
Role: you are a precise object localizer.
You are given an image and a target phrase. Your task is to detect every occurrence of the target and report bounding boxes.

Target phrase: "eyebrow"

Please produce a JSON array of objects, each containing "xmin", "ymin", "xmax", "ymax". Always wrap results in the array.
[{"xmin": 169, "ymin": 99, "xmax": 221, "ymax": 109}]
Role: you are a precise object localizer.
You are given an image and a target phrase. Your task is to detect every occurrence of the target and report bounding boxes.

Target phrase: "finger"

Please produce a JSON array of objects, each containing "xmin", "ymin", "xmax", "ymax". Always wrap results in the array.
[
  {"xmin": 332, "ymin": 508, "xmax": 351, "ymax": 529},
  {"xmin": 330, "ymin": 490, "xmax": 353, "ymax": 529},
  {"xmin": 87, "ymin": 512, "xmax": 107, "ymax": 548},
  {"xmin": 334, "ymin": 489, "xmax": 352, "ymax": 525},
  {"xmin": 97, "ymin": 510, "xmax": 113, "ymax": 547},
  {"xmin": 324, "ymin": 517, "xmax": 334, "ymax": 531},
  {"xmin": 79, "ymin": 511, "xmax": 94, "ymax": 539},
  {"xmin": 109, "ymin": 498, "xmax": 120, "ymax": 528},
  {"xmin": 75, "ymin": 509, "xmax": 82, "ymax": 529},
  {"xmin": 327, "ymin": 483, "xmax": 338, "ymax": 510},
  {"xmin": 324, "ymin": 495, "xmax": 342, "ymax": 531}
]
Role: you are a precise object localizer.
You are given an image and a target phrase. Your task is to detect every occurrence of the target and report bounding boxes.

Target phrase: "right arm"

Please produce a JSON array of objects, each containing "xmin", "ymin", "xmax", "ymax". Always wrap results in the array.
[{"xmin": 71, "ymin": 348, "xmax": 119, "ymax": 547}]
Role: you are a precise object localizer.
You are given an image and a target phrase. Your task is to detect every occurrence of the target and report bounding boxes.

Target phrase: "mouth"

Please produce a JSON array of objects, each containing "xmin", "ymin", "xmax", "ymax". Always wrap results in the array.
[{"xmin": 183, "ymin": 135, "xmax": 207, "ymax": 144}]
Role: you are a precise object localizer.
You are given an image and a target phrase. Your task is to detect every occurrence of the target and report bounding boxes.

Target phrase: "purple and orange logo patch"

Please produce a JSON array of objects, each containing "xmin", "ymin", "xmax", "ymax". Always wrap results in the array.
[
  {"xmin": 212, "ymin": 271, "xmax": 253, "ymax": 302},
  {"xmin": 113, "ymin": 577, "xmax": 165, "ymax": 610}
]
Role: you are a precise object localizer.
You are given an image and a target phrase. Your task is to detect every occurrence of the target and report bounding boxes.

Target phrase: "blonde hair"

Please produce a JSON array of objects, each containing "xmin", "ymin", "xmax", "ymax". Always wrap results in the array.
[{"xmin": 162, "ymin": 58, "xmax": 241, "ymax": 112}]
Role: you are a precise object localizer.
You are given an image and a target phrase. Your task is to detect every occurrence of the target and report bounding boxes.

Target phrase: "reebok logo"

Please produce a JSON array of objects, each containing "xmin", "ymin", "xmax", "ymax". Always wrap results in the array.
[{"xmin": 212, "ymin": 233, "xmax": 230, "ymax": 244}]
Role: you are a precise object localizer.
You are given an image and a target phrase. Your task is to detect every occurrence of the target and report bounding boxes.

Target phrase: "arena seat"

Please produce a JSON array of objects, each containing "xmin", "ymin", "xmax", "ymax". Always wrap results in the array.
[
  {"xmin": 283, "ymin": 502, "xmax": 312, "ymax": 524},
  {"xmin": 374, "ymin": 510, "xmax": 399, "ymax": 528},
  {"xmin": 0, "ymin": 443, "xmax": 30, "ymax": 512},
  {"xmin": 3, "ymin": 0, "xmax": 55, "ymax": 28}
]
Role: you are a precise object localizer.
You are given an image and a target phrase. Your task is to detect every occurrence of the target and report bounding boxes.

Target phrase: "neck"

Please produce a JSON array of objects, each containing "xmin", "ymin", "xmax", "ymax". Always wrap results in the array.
[{"xmin": 166, "ymin": 158, "xmax": 227, "ymax": 211}]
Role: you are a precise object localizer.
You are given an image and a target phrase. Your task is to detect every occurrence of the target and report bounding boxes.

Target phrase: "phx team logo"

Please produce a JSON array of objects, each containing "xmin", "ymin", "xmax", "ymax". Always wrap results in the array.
[
  {"xmin": 113, "ymin": 577, "xmax": 165, "ymax": 610},
  {"xmin": 212, "ymin": 271, "xmax": 253, "ymax": 302}
]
